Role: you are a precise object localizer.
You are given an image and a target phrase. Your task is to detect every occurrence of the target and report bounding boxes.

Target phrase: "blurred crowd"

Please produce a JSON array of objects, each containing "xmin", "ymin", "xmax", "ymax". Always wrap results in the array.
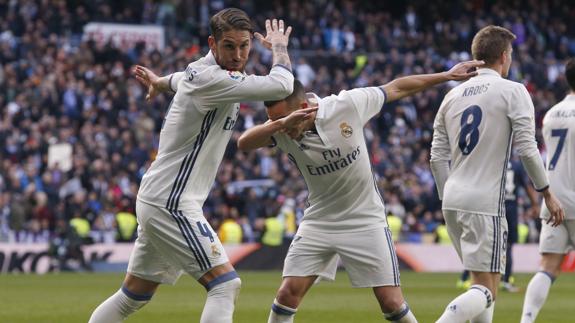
[{"xmin": 0, "ymin": 0, "xmax": 573, "ymax": 245}]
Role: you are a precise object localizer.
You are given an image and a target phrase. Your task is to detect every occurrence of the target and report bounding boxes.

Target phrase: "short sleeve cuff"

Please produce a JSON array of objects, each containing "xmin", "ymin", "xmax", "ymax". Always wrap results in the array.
[
  {"xmin": 377, "ymin": 86, "xmax": 387, "ymax": 107},
  {"xmin": 168, "ymin": 74, "xmax": 176, "ymax": 93},
  {"xmin": 268, "ymin": 136, "xmax": 277, "ymax": 148}
]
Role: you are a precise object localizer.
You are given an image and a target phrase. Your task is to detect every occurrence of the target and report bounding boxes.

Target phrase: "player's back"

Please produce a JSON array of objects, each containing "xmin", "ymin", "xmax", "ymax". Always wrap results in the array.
[
  {"xmin": 437, "ymin": 69, "xmax": 527, "ymax": 216},
  {"xmin": 542, "ymin": 94, "xmax": 575, "ymax": 218}
]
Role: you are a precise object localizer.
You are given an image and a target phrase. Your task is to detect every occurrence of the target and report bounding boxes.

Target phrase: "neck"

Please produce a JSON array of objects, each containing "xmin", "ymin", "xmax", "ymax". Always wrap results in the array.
[{"xmin": 480, "ymin": 65, "xmax": 503, "ymax": 76}]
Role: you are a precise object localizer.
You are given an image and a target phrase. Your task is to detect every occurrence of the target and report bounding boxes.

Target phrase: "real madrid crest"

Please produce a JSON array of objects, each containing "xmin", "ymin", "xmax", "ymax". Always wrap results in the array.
[{"xmin": 340, "ymin": 122, "xmax": 353, "ymax": 138}]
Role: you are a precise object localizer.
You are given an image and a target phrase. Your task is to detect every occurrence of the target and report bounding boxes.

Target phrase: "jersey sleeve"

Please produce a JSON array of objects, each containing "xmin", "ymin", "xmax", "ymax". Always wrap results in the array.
[
  {"xmin": 168, "ymin": 72, "xmax": 185, "ymax": 92},
  {"xmin": 509, "ymin": 85, "xmax": 549, "ymax": 190},
  {"xmin": 430, "ymin": 99, "xmax": 451, "ymax": 200},
  {"xmin": 193, "ymin": 65, "xmax": 294, "ymax": 106},
  {"xmin": 346, "ymin": 87, "xmax": 386, "ymax": 125}
]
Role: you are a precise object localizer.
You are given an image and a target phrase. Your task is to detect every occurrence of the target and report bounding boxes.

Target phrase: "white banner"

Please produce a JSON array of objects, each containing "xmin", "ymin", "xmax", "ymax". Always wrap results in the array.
[
  {"xmin": 48, "ymin": 143, "xmax": 73, "ymax": 172},
  {"xmin": 83, "ymin": 22, "xmax": 165, "ymax": 50},
  {"xmin": 396, "ymin": 243, "xmax": 551, "ymax": 273}
]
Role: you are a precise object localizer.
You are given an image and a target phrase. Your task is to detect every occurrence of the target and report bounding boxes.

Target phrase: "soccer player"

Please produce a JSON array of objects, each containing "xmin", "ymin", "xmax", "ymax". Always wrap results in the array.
[
  {"xmin": 237, "ymin": 59, "xmax": 484, "ymax": 323},
  {"xmin": 430, "ymin": 25, "xmax": 564, "ymax": 323},
  {"xmin": 521, "ymin": 58, "xmax": 575, "ymax": 323},
  {"xmin": 88, "ymin": 9, "xmax": 295, "ymax": 323}
]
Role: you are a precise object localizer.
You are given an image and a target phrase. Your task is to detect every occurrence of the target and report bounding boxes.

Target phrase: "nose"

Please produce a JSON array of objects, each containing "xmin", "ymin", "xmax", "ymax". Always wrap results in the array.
[{"xmin": 233, "ymin": 48, "xmax": 242, "ymax": 61}]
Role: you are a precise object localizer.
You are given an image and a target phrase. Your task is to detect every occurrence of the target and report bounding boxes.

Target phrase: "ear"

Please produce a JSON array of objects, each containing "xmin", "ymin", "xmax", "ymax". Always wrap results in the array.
[
  {"xmin": 208, "ymin": 36, "xmax": 216, "ymax": 53},
  {"xmin": 501, "ymin": 49, "xmax": 509, "ymax": 65},
  {"xmin": 300, "ymin": 102, "xmax": 308, "ymax": 110}
]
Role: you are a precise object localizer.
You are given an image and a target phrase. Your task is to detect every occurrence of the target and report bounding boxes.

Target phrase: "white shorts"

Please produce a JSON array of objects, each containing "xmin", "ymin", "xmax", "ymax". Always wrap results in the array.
[
  {"xmin": 539, "ymin": 205, "xmax": 575, "ymax": 254},
  {"xmin": 127, "ymin": 200, "xmax": 229, "ymax": 284},
  {"xmin": 282, "ymin": 225, "xmax": 400, "ymax": 288},
  {"xmin": 443, "ymin": 210, "xmax": 507, "ymax": 274}
]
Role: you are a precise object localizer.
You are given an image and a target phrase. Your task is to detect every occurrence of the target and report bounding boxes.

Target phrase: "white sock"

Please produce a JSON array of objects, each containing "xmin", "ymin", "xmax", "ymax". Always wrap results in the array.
[
  {"xmin": 267, "ymin": 299, "xmax": 297, "ymax": 323},
  {"xmin": 471, "ymin": 302, "xmax": 495, "ymax": 323},
  {"xmin": 200, "ymin": 273, "xmax": 242, "ymax": 323},
  {"xmin": 88, "ymin": 287, "xmax": 152, "ymax": 323},
  {"xmin": 384, "ymin": 302, "xmax": 418, "ymax": 322},
  {"xmin": 521, "ymin": 271, "xmax": 554, "ymax": 323},
  {"xmin": 436, "ymin": 284, "xmax": 492, "ymax": 323}
]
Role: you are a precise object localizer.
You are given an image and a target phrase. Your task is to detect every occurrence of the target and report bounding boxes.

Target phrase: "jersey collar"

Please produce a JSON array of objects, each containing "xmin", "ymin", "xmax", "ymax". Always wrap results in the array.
[
  {"xmin": 305, "ymin": 92, "xmax": 332, "ymax": 146},
  {"xmin": 477, "ymin": 68, "xmax": 501, "ymax": 77},
  {"xmin": 206, "ymin": 51, "xmax": 217, "ymax": 66}
]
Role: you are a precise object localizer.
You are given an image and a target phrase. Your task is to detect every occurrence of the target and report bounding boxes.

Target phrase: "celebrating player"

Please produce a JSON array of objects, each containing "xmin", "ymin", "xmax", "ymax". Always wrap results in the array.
[
  {"xmin": 89, "ymin": 9, "xmax": 295, "ymax": 323},
  {"xmin": 238, "ymin": 59, "xmax": 483, "ymax": 323}
]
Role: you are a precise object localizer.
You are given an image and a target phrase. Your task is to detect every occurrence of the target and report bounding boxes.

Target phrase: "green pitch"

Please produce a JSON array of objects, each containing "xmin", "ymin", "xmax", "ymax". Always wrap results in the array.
[{"xmin": 0, "ymin": 271, "xmax": 573, "ymax": 322}]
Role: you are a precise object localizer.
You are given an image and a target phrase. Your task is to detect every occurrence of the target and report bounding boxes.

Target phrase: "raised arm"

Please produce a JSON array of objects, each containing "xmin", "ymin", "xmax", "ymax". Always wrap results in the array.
[
  {"xmin": 193, "ymin": 18, "xmax": 294, "ymax": 105},
  {"xmin": 382, "ymin": 60, "xmax": 484, "ymax": 103},
  {"xmin": 255, "ymin": 19, "xmax": 293, "ymax": 71}
]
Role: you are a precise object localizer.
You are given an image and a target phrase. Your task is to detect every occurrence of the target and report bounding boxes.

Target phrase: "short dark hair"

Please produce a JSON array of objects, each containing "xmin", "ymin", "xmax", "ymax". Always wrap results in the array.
[
  {"xmin": 210, "ymin": 8, "xmax": 253, "ymax": 41},
  {"xmin": 471, "ymin": 25, "xmax": 516, "ymax": 65},
  {"xmin": 566, "ymin": 58, "xmax": 575, "ymax": 91},
  {"xmin": 264, "ymin": 80, "xmax": 305, "ymax": 108}
]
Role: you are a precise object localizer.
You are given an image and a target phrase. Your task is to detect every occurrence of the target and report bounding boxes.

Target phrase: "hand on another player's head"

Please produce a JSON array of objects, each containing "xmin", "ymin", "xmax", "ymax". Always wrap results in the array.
[
  {"xmin": 446, "ymin": 60, "xmax": 485, "ymax": 81},
  {"xmin": 543, "ymin": 190, "xmax": 565, "ymax": 227},
  {"xmin": 254, "ymin": 19, "xmax": 292, "ymax": 50},
  {"xmin": 133, "ymin": 65, "xmax": 161, "ymax": 101}
]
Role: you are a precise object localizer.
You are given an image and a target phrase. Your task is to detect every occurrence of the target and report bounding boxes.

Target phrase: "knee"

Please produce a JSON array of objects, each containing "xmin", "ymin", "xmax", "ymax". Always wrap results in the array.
[
  {"xmin": 276, "ymin": 284, "xmax": 304, "ymax": 308},
  {"xmin": 379, "ymin": 295, "xmax": 405, "ymax": 313}
]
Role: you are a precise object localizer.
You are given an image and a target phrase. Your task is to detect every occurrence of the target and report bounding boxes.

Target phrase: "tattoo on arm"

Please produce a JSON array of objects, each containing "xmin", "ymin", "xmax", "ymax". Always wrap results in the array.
[{"xmin": 272, "ymin": 44, "xmax": 292, "ymax": 71}]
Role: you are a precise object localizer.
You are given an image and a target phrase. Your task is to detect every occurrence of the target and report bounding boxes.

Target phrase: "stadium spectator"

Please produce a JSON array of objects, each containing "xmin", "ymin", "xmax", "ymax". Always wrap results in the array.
[{"xmin": 0, "ymin": 0, "xmax": 573, "ymax": 246}]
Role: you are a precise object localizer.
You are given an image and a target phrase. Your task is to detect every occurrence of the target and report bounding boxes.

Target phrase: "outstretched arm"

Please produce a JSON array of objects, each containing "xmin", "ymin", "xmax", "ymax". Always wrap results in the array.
[
  {"xmin": 133, "ymin": 65, "xmax": 184, "ymax": 101},
  {"xmin": 382, "ymin": 60, "xmax": 484, "ymax": 103}
]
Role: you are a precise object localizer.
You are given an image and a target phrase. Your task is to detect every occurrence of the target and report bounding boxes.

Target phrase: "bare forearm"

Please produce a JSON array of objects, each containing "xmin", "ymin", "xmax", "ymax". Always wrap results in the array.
[
  {"xmin": 238, "ymin": 120, "xmax": 284, "ymax": 151},
  {"xmin": 272, "ymin": 43, "xmax": 292, "ymax": 71},
  {"xmin": 383, "ymin": 72, "xmax": 450, "ymax": 102}
]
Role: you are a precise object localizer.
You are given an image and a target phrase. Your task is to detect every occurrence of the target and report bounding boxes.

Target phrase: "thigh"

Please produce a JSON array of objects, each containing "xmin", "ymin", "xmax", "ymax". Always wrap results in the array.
[
  {"xmin": 282, "ymin": 230, "xmax": 339, "ymax": 282},
  {"xmin": 564, "ymin": 220, "xmax": 575, "ymax": 251},
  {"xmin": 443, "ymin": 210, "xmax": 464, "ymax": 260},
  {"xmin": 134, "ymin": 201, "xmax": 230, "ymax": 281},
  {"xmin": 458, "ymin": 213, "xmax": 508, "ymax": 274},
  {"xmin": 127, "ymin": 201, "xmax": 183, "ymax": 285},
  {"xmin": 335, "ymin": 226, "xmax": 400, "ymax": 288},
  {"xmin": 539, "ymin": 210, "xmax": 570, "ymax": 254}
]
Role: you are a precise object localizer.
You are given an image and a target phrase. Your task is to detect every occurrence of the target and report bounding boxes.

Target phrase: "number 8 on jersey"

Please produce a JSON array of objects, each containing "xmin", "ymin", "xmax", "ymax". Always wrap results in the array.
[{"xmin": 459, "ymin": 105, "xmax": 483, "ymax": 155}]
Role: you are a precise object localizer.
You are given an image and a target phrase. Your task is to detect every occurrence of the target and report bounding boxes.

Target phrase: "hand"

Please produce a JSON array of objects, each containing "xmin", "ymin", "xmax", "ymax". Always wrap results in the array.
[
  {"xmin": 133, "ymin": 65, "xmax": 162, "ymax": 101},
  {"xmin": 444, "ymin": 60, "xmax": 485, "ymax": 81},
  {"xmin": 542, "ymin": 189, "xmax": 565, "ymax": 227},
  {"xmin": 254, "ymin": 19, "xmax": 292, "ymax": 50},
  {"xmin": 280, "ymin": 107, "xmax": 318, "ymax": 128}
]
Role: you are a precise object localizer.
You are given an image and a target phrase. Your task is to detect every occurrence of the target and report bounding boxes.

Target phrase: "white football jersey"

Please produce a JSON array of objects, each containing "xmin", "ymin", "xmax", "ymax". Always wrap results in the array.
[
  {"xmin": 431, "ymin": 68, "xmax": 544, "ymax": 216},
  {"xmin": 542, "ymin": 94, "xmax": 575, "ymax": 218},
  {"xmin": 138, "ymin": 51, "xmax": 293, "ymax": 213},
  {"xmin": 272, "ymin": 87, "xmax": 387, "ymax": 232}
]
